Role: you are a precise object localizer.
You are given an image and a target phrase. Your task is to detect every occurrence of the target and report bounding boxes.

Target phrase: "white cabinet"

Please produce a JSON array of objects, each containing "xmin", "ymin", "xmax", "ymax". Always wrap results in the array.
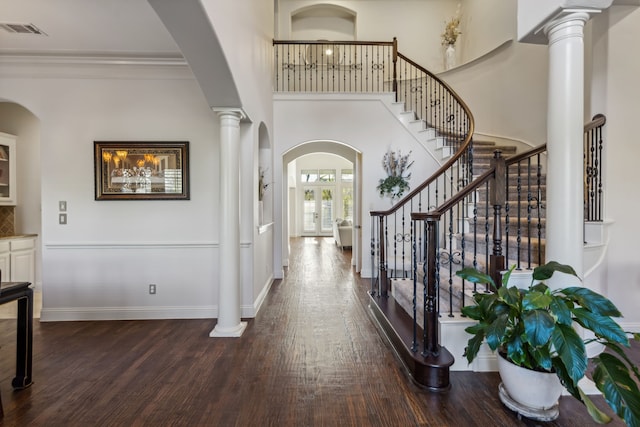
[
  {"xmin": 0, "ymin": 133, "xmax": 17, "ymax": 206},
  {"xmin": 0, "ymin": 236, "xmax": 36, "ymax": 284}
]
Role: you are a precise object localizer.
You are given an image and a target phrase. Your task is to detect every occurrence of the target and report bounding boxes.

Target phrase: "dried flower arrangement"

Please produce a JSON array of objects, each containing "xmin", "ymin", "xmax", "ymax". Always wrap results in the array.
[
  {"xmin": 441, "ymin": 5, "xmax": 462, "ymax": 46},
  {"xmin": 377, "ymin": 149, "xmax": 414, "ymax": 201},
  {"xmin": 259, "ymin": 167, "xmax": 269, "ymax": 201}
]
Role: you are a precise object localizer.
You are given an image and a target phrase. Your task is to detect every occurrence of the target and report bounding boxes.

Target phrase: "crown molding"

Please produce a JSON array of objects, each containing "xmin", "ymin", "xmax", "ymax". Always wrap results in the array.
[
  {"xmin": 0, "ymin": 51, "xmax": 193, "ymax": 80},
  {"xmin": 0, "ymin": 50, "xmax": 187, "ymax": 67}
]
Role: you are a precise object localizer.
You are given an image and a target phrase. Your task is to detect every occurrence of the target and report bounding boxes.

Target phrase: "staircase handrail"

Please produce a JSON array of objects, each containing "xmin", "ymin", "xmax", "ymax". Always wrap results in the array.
[
  {"xmin": 369, "ymin": 48, "xmax": 475, "ymax": 309},
  {"xmin": 427, "ymin": 114, "xmax": 605, "ymax": 218},
  {"xmin": 584, "ymin": 113, "xmax": 606, "ymax": 133},
  {"xmin": 371, "ymin": 54, "xmax": 475, "ymax": 217},
  {"xmin": 273, "ymin": 39, "xmax": 395, "ymax": 46}
]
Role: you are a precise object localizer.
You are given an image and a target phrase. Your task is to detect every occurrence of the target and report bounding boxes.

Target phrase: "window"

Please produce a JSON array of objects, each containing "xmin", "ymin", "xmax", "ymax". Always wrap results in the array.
[
  {"xmin": 341, "ymin": 169, "xmax": 353, "ymax": 182},
  {"xmin": 302, "ymin": 168, "xmax": 336, "ymax": 183},
  {"xmin": 318, "ymin": 169, "xmax": 336, "ymax": 182},
  {"xmin": 342, "ymin": 187, "xmax": 353, "ymax": 221},
  {"xmin": 301, "ymin": 169, "xmax": 318, "ymax": 183}
]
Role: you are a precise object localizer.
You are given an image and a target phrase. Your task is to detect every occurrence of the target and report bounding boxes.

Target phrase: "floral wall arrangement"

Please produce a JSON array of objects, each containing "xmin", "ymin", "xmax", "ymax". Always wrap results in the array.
[{"xmin": 377, "ymin": 148, "xmax": 414, "ymax": 202}]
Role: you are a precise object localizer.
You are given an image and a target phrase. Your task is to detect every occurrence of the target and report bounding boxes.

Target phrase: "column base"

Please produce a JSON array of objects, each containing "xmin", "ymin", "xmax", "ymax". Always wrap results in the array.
[{"xmin": 209, "ymin": 321, "xmax": 248, "ymax": 338}]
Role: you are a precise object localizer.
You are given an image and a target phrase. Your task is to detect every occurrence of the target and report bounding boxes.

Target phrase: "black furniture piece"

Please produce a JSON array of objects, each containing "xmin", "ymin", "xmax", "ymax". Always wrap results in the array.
[{"xmin": 0, "ymin": 281, "xmax": 33, "ymax": 416}]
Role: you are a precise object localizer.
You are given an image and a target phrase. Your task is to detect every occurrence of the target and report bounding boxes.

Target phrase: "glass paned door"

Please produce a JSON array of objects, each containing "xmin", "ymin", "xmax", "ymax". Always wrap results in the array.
[{"xmin": 302, "ymin": 186, "xmax": 334, "ymax": 235}]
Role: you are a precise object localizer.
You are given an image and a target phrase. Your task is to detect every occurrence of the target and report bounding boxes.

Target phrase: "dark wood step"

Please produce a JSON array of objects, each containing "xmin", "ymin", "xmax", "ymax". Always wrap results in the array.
[{"xmin": 368, "ymin": 292, "xmax": 454, "ymax": 391}]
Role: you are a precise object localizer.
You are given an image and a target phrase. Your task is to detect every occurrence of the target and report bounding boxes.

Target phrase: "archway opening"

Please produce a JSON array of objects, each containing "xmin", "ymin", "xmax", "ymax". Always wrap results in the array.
[{"xmin": 282, "ymin": 140, "xmax": 362, "ymax": 272}]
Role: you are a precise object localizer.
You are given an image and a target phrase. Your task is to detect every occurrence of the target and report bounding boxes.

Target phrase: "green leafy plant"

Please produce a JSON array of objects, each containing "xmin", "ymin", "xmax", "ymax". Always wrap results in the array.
[
  {"xmin": 457, "ymin": 261, "xmax": 640, "ymax": 425},
  {"xmin": 377, "ymin": 149, "xmax": 413, "ymax": 201}
]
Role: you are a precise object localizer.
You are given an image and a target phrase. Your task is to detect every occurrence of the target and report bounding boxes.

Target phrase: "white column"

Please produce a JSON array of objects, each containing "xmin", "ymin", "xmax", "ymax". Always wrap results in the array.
[
  {"xmin": 210, "ymin": 109, "xmax": 247, "ymax": 337},
  {"xmin": 543, "ymin": 13, "xmax": 590, "ymax": 286}
]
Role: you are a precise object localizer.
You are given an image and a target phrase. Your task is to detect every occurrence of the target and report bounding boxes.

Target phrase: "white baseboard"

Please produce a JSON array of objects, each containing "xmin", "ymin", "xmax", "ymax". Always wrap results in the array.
[
  {"xmin": 439, "ymin": 313, "xmax": 498, "ymax": 372},
  {"xmin": 248, "ymin": 274, "xmax": 274, "ymax": 317},
  {"xmin": 40, "ymin": 306, "xmax": 217, "ymax": 322}
]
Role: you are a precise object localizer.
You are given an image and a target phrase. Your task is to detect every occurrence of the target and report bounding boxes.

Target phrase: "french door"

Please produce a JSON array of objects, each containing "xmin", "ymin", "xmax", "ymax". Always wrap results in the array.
[{"xmin": 302, "ymin": 186, "xmax": 334, "ymax": 235}]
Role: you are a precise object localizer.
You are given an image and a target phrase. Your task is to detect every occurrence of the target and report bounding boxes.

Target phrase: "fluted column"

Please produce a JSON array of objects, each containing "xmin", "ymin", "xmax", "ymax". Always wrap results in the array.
[
  {"xmin": 210, "ymin": 109, "xmax": 247, "ymax": 337},
  {"xmin": 543, "ymin": 13, "xmax": 590, "ymax": 287}
]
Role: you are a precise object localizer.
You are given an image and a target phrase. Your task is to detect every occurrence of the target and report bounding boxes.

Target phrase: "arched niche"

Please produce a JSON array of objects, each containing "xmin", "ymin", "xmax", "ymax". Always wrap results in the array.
[
  {"xmin": 291, "ymin": 4, "xmax": 357, "ymax": 40},
  {"xmin": 258, "ymin": 122, "xmax": 272, "ymax": 225}
]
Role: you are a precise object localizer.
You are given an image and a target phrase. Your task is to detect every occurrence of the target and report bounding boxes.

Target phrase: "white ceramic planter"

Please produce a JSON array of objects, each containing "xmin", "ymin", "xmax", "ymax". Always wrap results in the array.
[{"xmin": 498, "ymin": 353, "xmax": 564, "ymax": 410}]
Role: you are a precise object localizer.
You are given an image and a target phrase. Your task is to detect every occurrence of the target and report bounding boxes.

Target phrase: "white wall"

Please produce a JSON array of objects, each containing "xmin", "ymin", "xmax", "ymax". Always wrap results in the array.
[
  {"xmin": 278, "ymin": 0, "xmax": 513, "ymax": 72},
  {"xmin": 458, "ymin": 0, "xmax": 515, "ymax": 65},
  {"xmin": 199, "ymin": 0, "xmax": 277, "ymax": 312},
  {"xmin": 590, "ymin": 6, "xmax": 640, "ymax": 327},
  {"xmin": 201, "ymin": 0, "xmax": 274, "ymax": 124},
  {"xmin": 440, "ymin": 41, "xmax": 549, "ymax": 147},
  {"xmin": 0, "ymin": 60, "xmax": 225, "ymax": 320},
  {"xmin": 274, "ymin": 94, "xmax": 441, "ymax": 277}
]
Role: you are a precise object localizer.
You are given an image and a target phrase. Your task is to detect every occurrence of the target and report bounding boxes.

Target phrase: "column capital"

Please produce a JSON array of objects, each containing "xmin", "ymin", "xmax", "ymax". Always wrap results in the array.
[
  {"xmin": 543, "ymin": 12, "xmax": 590, "ymax": 44},
  {"xmin": 518, "ymin": 0, "xmax": 612, "ymax": 44},
  {"xmin": 212, "ymin": 107, "xmax": 247, "ymax": 121}
]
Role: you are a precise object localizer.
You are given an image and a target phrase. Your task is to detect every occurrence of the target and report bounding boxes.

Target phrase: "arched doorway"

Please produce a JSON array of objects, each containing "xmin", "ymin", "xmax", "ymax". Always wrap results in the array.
[
  {"xmin": 281, "ymin": 140, "xmax": 362, "ymax": 272},
  {"xmin": 0, "ymin": 101, "xmax": 42, "ymax": 317}
]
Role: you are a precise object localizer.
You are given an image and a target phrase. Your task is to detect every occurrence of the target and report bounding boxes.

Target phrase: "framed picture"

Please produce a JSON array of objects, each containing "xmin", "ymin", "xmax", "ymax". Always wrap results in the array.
[{"xmin": 94, "ymin": 141, "xmax": 189, "ymax": 200}]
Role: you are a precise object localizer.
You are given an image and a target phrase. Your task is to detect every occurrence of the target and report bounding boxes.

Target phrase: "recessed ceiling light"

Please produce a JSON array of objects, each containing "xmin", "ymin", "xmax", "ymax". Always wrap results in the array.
[{"xmin": 0, "ymin": 23, "xmax": 47, "ymax": 36}]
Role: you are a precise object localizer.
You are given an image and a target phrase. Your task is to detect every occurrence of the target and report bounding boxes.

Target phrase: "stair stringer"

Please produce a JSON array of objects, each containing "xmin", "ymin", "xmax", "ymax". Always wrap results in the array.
[{"xmin": 380, "ymin": 98, "xmax": 454, "ymax": 164}]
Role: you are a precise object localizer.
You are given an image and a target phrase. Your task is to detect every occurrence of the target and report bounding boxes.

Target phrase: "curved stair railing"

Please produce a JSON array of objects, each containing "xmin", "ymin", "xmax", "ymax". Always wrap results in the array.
[
  {"xmin": 272, "ymin": 40, "xmax": 606, "ymax": 390},
  {"xmin": 368, "ymin": 53, "xmax": 474, "ymax": 393},
  {"xmin": 408, "ymin": 115, "xmax": 605, "ymax": 382}
]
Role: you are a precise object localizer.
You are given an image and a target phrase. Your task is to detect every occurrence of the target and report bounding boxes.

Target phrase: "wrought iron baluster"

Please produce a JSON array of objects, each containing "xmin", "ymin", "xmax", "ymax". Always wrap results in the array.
[
  {"xmin": 536, "ymin": 156, "xmax": 543, "ymax": 265},
  {"xmin": 526, "ymin": 158, "xmax": 533, "ymax": 270},
  {"xmin": 596, "ymin": 124, "xmax": 603, "ymax": 221}
]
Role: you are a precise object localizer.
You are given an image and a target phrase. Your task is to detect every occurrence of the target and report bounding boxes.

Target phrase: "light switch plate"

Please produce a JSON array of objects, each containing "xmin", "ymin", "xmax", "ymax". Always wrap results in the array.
[{"xmin": 59, "ymin": 201, "xmax": 67, "ymax": 211}]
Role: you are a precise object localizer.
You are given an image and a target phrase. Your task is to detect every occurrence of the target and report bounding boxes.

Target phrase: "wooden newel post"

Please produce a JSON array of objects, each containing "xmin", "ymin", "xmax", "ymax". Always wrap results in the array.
[
  {"xmin": 490, "ymin": 150, "xmax": 506, "ymax": 288},
  {"xmin": 424, "ymin": 214, "xmax": 440, "ymax": 356},
  {"xmin": 378, "ymin": 215, "xmax": 389, "ymax": 297}
]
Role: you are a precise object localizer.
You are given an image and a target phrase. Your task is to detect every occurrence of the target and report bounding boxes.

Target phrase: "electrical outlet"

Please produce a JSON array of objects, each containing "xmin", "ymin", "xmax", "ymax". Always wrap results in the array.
[
  {"xmin": 59, "ymin": 213, "xmax": 67, "ymax": 225},
  {"xmin": 149, "ymin": 284, "xmax": 156, "ymax": 294}
]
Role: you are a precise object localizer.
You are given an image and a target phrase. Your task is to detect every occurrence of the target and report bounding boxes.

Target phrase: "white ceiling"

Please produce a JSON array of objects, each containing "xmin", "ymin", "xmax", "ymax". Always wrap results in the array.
[{"xmin": 0, "ymin": 0, "xmax": 182, "ymax": 58}]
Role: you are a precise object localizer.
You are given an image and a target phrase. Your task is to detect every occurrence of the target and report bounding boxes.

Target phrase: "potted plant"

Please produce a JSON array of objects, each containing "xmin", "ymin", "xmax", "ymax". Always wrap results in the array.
[{"xmin": 457, "ymin": 261, "xmax": 640, "ymax": 425}]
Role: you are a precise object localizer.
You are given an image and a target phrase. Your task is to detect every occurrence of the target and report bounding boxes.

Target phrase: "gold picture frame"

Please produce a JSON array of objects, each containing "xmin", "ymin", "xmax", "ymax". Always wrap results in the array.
[{"xmin": 94, "ymin": 141, "xmax": 189, "ymax": 200}]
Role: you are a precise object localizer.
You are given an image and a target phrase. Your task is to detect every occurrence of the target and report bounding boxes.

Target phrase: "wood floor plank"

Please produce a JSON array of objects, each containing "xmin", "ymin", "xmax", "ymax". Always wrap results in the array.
[{"xmin": 0, "ymin": 236, "xmax": 633, "ymax": 426}]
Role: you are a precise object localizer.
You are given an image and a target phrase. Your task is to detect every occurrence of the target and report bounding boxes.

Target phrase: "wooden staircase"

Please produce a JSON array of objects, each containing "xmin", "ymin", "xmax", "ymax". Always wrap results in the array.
[{"xmin": 389, "ymin": 136, "xmax": 550, "ymax": 371}]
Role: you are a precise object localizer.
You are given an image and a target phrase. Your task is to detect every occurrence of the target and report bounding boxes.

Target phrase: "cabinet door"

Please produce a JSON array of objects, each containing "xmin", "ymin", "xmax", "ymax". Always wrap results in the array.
[
  {"xmin": 0, "ymin": 133, "xmax": 17, "ymax": 206},
  {"xmin": 0, "ymin": 251, "xmax": 10, "ymax": 282},
  {"xmin": 10, "ymin": 250, "xmax": 34, "ymax": 284}
]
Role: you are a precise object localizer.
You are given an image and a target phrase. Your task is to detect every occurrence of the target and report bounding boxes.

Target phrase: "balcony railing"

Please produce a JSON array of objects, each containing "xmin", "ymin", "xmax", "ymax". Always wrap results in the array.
[{"xmin": 274, "ymin": 40, "xmax": 396, "ymax": 93}]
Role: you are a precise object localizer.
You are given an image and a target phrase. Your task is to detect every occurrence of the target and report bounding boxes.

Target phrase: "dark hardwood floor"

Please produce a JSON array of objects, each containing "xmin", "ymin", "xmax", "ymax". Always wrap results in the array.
[{"xmin": 0, "ymin": 237, "xmax": 634, "ymax": 426}]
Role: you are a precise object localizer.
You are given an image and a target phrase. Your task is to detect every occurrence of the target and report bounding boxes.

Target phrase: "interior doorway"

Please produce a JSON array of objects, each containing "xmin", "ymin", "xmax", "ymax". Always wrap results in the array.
[
  {"xmin": 302, "ymin": 185, "xmax": 335, "ymax": 236},
  {"xmin": 281, "ymin": 141, "xmax": 362, "ymax": 272}
]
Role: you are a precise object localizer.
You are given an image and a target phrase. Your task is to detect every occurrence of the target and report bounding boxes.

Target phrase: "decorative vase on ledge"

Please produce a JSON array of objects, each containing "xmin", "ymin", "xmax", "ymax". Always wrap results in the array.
[{"xmin": 445, "ymin": 44, "xmax": 456, "ymax": 70}]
